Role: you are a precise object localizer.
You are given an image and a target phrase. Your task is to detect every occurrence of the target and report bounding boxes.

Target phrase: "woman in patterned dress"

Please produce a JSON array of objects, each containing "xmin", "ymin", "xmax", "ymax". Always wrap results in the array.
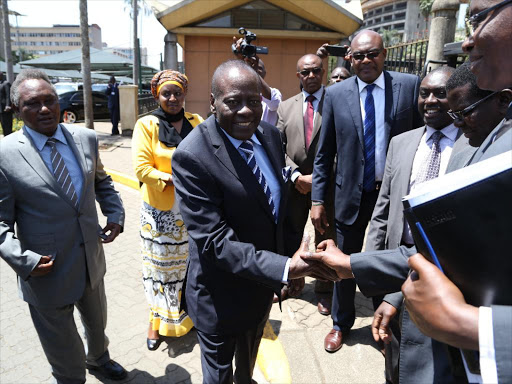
[{"xmin": 132, "ymin": 70, "xmax": 203, "ymax": 351}]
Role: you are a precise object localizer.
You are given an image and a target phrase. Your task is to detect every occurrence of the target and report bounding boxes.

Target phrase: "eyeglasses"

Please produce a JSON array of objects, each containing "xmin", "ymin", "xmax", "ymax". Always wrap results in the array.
[
  {"xmin": 298, "ymin": 67, "xmax": 322, "ymax": 77},
  {"xmin": 466, "ymin": 0, "xmax": 512, "ymax": 35},
  {"xmin": 351, "ymin": 50, "xmax": 382, "ymax": 61},
  {"xmin": 331, "ymin": 75, "xmax": 350, "ymax": 80},
  {"xmin": 447, "ymin": 91, "xmax": 498, "ymax": 120}
]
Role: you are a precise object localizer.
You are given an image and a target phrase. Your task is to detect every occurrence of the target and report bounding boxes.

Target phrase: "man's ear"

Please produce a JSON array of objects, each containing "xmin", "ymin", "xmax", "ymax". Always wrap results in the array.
[
  {"xmin": 497, "ymin": 89, "xmax": 512, "ymax": 113},
  {"xmin": 382, "ymin": 48, "xmax": 387, "ymax": 58},
  {"xmin": 210, "ymin": 93, "xmax": 216, "ymax": 114}
]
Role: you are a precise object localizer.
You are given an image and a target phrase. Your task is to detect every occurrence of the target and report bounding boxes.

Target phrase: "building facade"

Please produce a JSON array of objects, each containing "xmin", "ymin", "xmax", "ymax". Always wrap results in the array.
[
  {"xmin": 10, "ymin": 24, "xmax": 102, "ymax": 58},
  {"xmin": 105, "ymin": 46, "xmax": 149, "ymax": 66},
  {"xmin": 361, "ymin": 0, "xmax": 430, "ymax": 42}
]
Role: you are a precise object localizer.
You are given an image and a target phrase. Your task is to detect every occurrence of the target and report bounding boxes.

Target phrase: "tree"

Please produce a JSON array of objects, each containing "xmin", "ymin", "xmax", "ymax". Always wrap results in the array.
[
  {"xmin": 79, "ymin": 0, "xmax": 94, "ymax": 129},
  {"xmin": 12, "ymin": 49, "xmax": 35, "ymax": 64},
  {"xmin": 420, "ymin": 0, "xmax": 435, "ymax": 20},
  {"xmin": 1, "ymin": 0, "xmax": 14, "ymax": 83},
  {"xmin": 381, "ymin": 29, "xmax": 400, "ymax": 47}
]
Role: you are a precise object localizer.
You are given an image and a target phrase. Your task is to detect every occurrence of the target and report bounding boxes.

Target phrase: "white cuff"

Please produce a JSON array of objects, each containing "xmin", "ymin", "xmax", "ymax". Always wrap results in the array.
[
  {"xmin": 479, "ymin": 306, "xmax": 498, "ymax": 383},
  {"xmin": 291, "ymin": 170, "xmax": 302, "ymax": 184},
  {"xmin": 281, "ymin": 258, "xmax": 291, "ymax": 284}
]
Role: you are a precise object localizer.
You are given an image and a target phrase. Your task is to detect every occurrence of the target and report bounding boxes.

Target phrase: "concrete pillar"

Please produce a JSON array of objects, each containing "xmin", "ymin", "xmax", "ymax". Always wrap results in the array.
[
  {"xmin": 164, "ymin": 32, "xmax": 178, "ymax": 71},
  {"xmin": 425, "ymin": 0, "xmax": 460, "ymax": 68},
  {"xmin": 119, "ymin": 85, "xmax": 138, "ymax": 137}
]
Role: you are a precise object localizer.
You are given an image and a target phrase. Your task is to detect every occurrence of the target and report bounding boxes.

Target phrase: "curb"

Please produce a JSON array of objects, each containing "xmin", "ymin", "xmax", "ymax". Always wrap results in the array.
[{"xmin": 104, "ymin": 168, "xmax": 292, "ymax": 383}]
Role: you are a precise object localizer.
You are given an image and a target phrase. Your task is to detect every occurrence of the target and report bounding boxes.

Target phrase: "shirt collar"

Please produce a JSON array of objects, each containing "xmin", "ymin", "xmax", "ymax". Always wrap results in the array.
[
  {"xmin": 425, "ymin": 123, "xmax": 458, "ymax": 142},
  {"xmin": 221, "ymin": 127, "xmax": 261, "ymax": 149},
  {"xmin": 357, "ymin": 72, "xmax": 385, "ymax": 94},
  {"xmin": 24, "ymin": 124, "xmax": 67, "ymax": 152},
  {"xmin": 302, "ymin": 85, "xmax": 324, "ymax": 102}
]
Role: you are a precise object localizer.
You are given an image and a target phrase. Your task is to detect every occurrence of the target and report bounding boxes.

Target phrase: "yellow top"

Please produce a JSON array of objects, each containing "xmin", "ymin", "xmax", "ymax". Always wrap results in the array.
[{"xmin": 132, "ymin": 112, "xmax": 204, "ymax": 211}]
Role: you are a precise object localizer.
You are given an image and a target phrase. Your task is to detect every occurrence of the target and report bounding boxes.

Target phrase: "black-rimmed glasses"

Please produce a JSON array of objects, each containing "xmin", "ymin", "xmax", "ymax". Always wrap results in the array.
[
  {"xmin": 447, "ymin": 91, "xmax": 498, "ymax": 120},
  {"xmin": 298, "ymin": 67, "xmax": 322, "ymax": 77},
  {"xmin": 466, "ymin": 0, "xmax": 512, "ymax": 35},
  {"xmin": 351, "ymin": 50, "xmax": 382, "ymax": 61}
]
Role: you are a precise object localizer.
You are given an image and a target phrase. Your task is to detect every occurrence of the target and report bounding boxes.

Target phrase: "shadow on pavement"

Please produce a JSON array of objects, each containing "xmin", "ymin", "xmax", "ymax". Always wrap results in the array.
[
  {"xmin": 124, "ymin": 365, "xmax": 192, "ymax": 383},
  {"xmin": 164, "ymin": 329, "xmax": 198, "ymax": 358}
]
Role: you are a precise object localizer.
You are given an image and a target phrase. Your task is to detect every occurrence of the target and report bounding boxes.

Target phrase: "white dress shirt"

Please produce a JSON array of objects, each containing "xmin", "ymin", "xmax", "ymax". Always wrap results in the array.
[
  {"xmin": 261, "ymin": 87, "xmax": 282, "ymax": 126},
  {"xmin": 357, "ymin": 72, "xmax": 387, "ymax": 182},
  {"xmin": 401, "ymin": 124, "xmax": 458, "ymax": 244}
]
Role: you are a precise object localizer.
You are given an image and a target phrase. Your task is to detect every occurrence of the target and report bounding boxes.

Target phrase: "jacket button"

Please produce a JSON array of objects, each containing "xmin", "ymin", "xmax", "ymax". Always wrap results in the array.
[{"xmin": 358, "ymin": 183, "xmax": 363, "ymax": 191}]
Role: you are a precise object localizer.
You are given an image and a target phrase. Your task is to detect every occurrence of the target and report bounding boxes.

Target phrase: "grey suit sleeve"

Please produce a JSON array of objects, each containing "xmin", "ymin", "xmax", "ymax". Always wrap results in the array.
[
  {"xmin": 276, "ymin": 103, "xmax": 300, "ymax": 173},
  {"xmin": 366, "ymin": 138, "xmax": 395, "ymax": 251},
  {"xmin": 172, "ymin": 148, "xmax": 287, "ymax": 292},
  {"xmin": 351, "ymin": 245, "xmax": 416, "ymax": 298},
  {"xmin": 0, "ymin": 168, "xmax": 41, "ymax": 280},
  {"xmin": 491, "ymin": 305, "xmax": 512, "ymax": 383},
  {"xmin": 312, "ymin": 89, "xmax": 337, "ymax": 202},
  {"xmin": 92, "ymin": 134, "xmax": 125, "ymax": 228},
  {"xmin": 383, "ymin": 292, "xmax": 403, "ymax": 309},
  {"xmin": 412, "ymin": 76, "xmax": 423, "ymax": 129}
]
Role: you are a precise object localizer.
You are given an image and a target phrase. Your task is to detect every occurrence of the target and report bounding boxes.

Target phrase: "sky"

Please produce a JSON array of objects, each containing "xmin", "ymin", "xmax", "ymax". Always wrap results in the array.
[{"xmin": 8, "ymin": 0, "xmax": 168, "ymax": 69}]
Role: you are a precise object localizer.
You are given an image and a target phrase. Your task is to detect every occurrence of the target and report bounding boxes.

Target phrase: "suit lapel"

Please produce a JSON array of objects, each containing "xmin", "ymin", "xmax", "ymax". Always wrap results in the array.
[
  {"xmin": 346, "ymin": 78, "xmax": 365, "ymax": 150},
  {"xmin": 17, "ymin": 128, "xmax": 74, "ymax": 206},
  {"xmin": 385, "ymin": 71, "xmax": 401, "ymax": 140},
  {"xmin": 310, "ymin": 89, "xmax": 325, "ymax": 144},
  {"xmin": 291, "ymin": 94, "xmax": 307, "ymax": 151},
  {"xmin": 61, "ymin": 125, "xmax": 87, "ymax": 207},
  {"xmin": 400, "ymin": 127, "xmax": 426, "ymax": 196},
  {"xmin": 208, "ymin": 118, "xmax": 276, "ymax": 222}
]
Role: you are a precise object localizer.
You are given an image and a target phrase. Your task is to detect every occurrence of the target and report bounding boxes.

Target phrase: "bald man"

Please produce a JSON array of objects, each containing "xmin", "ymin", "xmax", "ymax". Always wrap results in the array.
[{"xmin": 311, "ymin": 29, "xmax": 423, "ymax": 353}]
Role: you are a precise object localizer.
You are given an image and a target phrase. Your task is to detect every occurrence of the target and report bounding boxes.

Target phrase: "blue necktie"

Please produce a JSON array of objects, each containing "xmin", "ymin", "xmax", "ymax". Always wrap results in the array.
[
  {"xmin": 239, "ymin": 141, "xmax": 278, "ymax": 223},
  {"xmin": 47, "ymin": 138, "xmax": 79, "ymax": 208},
  {"xmin": 363, "ymin": 84, "xmax": 376, "ymax": 192}
]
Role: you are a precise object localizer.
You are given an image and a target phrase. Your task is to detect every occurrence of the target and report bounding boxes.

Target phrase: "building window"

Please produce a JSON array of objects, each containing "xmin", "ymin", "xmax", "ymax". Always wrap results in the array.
[
  {"xmin": 395, "ymin": 23, "xmax": 405, "ymax": 29},
  {"xmin": 368, "ymin": 10, "xmax": 374, "ymax": 16},
  {"xmin": 384, "ymin": 5, "xmax": 393, "ymax": 12},
  {"xmin": 374, "ymin": 17, "xmax": 381, "ymax": 24},
  {"xmin": 375, "ymin": 7, "xmax": 382, "ymax": 14},
  {"xmin": 395, "ymin": 12, "xmax": 406, "ymax": 20},
  {"xmin": 396, "ymin": 2, "xmax": 407, "ymax": 9},
  {"xmin": 384, "ymin": 15, "xmax": 392, "ymax": 21}
]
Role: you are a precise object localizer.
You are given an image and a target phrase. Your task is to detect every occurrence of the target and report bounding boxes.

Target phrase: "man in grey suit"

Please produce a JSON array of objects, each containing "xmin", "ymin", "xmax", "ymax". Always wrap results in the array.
[
  {"xmin": 311, "ymin": 29, "xmax": 423, "ymax": 352},
  {"xmin": 0, "ymin": 72, "xmax": 13, "ymax": 136},
  {"xmin": 0, "ymin": 69, "xmax": 127, "ymax": 383},
  {"xmin": 277, "ymin": 53, "xmax": 336, "ymax": 313}
]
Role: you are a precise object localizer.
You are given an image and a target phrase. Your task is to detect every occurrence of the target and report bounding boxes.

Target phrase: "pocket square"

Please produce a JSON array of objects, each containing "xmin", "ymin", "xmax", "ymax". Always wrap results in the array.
[{"xmin": 282, "ymin": 166, "xmax": 292, "ymax": 183}]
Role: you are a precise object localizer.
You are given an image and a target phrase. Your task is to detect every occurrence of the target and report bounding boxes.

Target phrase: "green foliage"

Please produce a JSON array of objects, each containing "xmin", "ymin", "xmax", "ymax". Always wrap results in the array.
[
  {"xmin": 381, "ymin": 29, "xmax": 400, "ymax": 47},
  {"xmin": 12, "ymin": 49, "xmax": 36, "ymax": 64},
  {"xmin": 420, "ymin": 0, "xmax": 435, "ymax": 18},
  {"xmin": 0, "ymin": 117, "xmax": 22, "ymax": 136}
]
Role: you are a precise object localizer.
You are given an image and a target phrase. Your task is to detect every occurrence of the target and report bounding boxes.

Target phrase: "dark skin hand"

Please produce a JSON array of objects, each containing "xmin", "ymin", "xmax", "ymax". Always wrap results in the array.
[
  {"xmin": 288, "ymin": 276, "xmax": 305, "ymax": 297},
  {"xmin": 372, "ymin": 301, "xmax": 398, "ymax": 344},
  {"xmin": 289, "ymin": 236, "xmax": 340, "ymax": 282},
  {"xmin": 310, "ymin": 204, "xmax": 329, "ymax": 235},
  {"xmin": 294, "ymin": 174, "xmax": 312, "ymax": 194},
  {"xmin": 402, "ymin": 254, "xmax": 479, "ymax": 351},
  {"xmin": 100, "ymin": 222, "xmax": 122, "ymax": 244},
  {"xmin": 316, "ymin": 43, "xmax": 351, "ymax": 61},
  {"xmin": 164, "ymin": 175, "xmax": 174, "ymax": 186},
  {"xmin": 300, "ymin": 239, "xmax": 353, "ymax": 279},
  {"xmin": 232, "ymin": 37, "xmax": 272, "ymax": 100},
  {"xmin": 30, "ymin": 255, "xmax": 54, "ymax": 277}
]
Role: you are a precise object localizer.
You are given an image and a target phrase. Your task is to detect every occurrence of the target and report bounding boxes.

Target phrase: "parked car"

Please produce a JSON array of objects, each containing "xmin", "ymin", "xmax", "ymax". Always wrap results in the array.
[
  {"xmin": 91, "ymin": 83, "xmax": 108, "ymax": 93},
  {"xmin": 54, "ymin": 82, "xmax": 81, "ymax": 95},
  {"xmin": 58, "ymin": 91, "xmax": 111, "ymax": 123}
]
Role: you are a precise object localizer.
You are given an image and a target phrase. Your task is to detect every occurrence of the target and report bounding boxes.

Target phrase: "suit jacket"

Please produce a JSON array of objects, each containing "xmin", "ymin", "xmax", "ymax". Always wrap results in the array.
[
  {"xmin": 0, "ymin": 124, "xmax": 124, "ymax": 308},
  {"xmin": 353, "ymin": 113, "xmax": 512, "ymax": 383},
  {"xmin": 312, "ymin": 70, "xmax": 423, "ymax": 226},
  {"xmin": 0, "ymin": 79, "xmax": 11, "ymax": 113},
  {"xmin": 277, "ymin": 90, "xmax": 324, "ymax": 175},
  {"xmin": 172, "ymin": 116, "xmax": 289, "ymax": 335},
  {"xmin": 364, "ymin": 126, "xmax": 472, "ymax": 383}
]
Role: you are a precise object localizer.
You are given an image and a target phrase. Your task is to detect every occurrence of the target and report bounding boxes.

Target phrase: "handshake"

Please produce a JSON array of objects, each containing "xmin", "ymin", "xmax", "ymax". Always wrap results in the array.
[{"xmin": 288, "ymin": 235, "xmax": 355, "ymax": 283}]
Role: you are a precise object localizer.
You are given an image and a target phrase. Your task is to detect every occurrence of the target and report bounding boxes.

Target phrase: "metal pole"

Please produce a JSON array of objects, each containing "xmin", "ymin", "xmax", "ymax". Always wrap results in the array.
[{"xmin": 1, "ymin": 0, "xmax": 14, "ymax": 83}]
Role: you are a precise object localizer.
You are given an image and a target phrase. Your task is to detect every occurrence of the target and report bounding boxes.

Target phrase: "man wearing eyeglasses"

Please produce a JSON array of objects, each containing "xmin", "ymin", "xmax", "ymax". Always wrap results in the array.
[
  {"xmin": 276, "ymin": 54, "xmax": 337, "ymax": 312},
  {"xmin": 311, "ymin": 29, "xmax": 423, "ymax": 353},
  {"xmin": 400, "ymin": 0, "xmax": 512, "ymax": 381}
]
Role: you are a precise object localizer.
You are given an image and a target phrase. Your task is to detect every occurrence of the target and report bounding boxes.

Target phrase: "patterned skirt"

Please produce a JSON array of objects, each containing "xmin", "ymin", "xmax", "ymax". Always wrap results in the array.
[{"xmin": 140, "ymin": 201, "xmax": 194, "ymax": 337}]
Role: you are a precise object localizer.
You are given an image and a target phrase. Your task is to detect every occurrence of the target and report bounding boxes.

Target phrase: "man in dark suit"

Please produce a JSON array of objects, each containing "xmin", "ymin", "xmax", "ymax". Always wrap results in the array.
[
  {"xmin": 172, "ymin": 60, "xmax": 337, "ymax": 384},
  {"xmin": 0, "ymin": 72, "xmax": 13, "ymax": 136},
  {"xmin": 311, "ymin": 29, "xmax": 423, "ymax": 352},
  {"xmin": 277, "ymin": 53, "xmax": 336, "ymax": 313},
  {"xmin": 105, "ymin": 76, "xmax": 120, "ymax": 136},
  {"xmin": 0, "ymin": 69, "xmax": 127, "ymax": 383}
]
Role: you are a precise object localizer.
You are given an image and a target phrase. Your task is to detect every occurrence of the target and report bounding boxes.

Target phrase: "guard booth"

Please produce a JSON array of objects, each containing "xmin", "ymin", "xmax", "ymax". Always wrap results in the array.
[{"xmin": 151, "ymin": 0, "xmax": 363, "ymax": 118}]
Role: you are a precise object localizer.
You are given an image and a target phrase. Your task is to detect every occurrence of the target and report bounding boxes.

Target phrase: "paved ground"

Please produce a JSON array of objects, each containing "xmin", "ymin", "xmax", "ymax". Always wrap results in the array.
[{"xmin": 0, "ymin": 122, "xmax": 384, "ymax": 383}]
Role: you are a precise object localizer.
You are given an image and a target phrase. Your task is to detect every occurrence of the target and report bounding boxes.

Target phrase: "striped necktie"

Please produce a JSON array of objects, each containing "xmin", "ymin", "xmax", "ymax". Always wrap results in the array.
[
  {"xmin": 239, "ymin": 140, "xmax": 278, "ymax": 223},
  {"xmin": 46, "ymin": 138, "xmax": 79, "ymax": 208},
  {"xmin": 363, "ymin": 84, "xmax": 376, "ymax": 192}
]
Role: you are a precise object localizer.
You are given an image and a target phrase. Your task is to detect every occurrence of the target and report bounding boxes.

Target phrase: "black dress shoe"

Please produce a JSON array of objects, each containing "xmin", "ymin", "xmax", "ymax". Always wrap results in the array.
[
  {"xmin": 86, "ymin": 359, "xmax": 127, "ymax": 380},
  {"xmin": 147, "ymin": 338, "xmax": 163, "ymax": 351}
]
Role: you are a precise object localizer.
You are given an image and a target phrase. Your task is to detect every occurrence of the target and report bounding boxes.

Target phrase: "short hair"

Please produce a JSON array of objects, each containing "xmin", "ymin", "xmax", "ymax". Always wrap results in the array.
[
  {"xmin": 211, "ymin": 60, "xmax": 260, "ymax": 99},
  {"xmin": 445, "ymin": 62, "xmax": 494, "ymax": 99},
  {"xmin": 423, "ymin": 65, "xmax": 455, "ymax": 80},
  {"xmin": 11, "ymin": 68, "xmax": 56, "ymax": 107}
]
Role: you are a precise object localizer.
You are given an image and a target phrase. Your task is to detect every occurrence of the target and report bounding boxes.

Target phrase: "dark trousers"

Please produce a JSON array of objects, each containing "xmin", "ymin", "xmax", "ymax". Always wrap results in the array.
[
  {"xmin": 331, "ymin": 189, "xmax": 380, "ymax": 331},
  {"xmin": 0, "ymin": 111, "xmax": 13, "ymax": 136},
  {"xmin": 109, "ymin": 106, "xmax": 120, "ymax": 135},
  {"xmin": 283, "ymin": 182, "xmax": 336, "ymax": 293},
  {"xmin": 196, "ymin": 313, "xmax": 268, "ymax": 384}
]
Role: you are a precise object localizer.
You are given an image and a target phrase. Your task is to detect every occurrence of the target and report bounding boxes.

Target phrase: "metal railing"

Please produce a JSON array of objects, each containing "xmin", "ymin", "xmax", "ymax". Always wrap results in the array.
[
  {"xmin": 138, "ymin": 91, "xmax": 158, "ymax": 116},
  {"xmin": 384, "ymin": 39, "xmax": 429, "ymax": 77}
]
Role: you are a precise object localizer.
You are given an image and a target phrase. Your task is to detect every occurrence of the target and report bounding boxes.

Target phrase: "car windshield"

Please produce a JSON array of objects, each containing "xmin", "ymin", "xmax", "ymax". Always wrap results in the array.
[
  {"xmin": 55, "ymin": 84, "xmax": 78, "ymax": 95},
  {"xmin": 92, "ymin": 84, "xmax": 108, "ymax": 92}
]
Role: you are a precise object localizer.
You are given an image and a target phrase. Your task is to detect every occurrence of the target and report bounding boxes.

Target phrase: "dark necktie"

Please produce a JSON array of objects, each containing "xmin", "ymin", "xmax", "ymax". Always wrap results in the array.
[
  {"xmin": 363, "ymin": 84, "xmax": 376, "ymax": 192},
  {"xmin": 46, "ymin": 138, "xmax": 79, "ymax": 208},
  {"xmin": 304, "ymin": 95, "xmax": 315, "ymax": 150},
  {"xmin": 416, "ymin": 131, "xmax": 444, "ymax": 184},
  {"xmin": 239, "ymin": 140, "xmax": 278, "ymax": 223}
]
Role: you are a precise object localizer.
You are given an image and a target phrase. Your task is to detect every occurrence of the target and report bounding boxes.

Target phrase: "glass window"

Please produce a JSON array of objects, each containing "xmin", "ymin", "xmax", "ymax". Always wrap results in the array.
[
  {"xmin": 396, "ymin": 2, "xmax": 407, "ymax": 9},
  {"xmin": 395, "ymin": 12, "xmax": 406, "ymax": 20}
]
